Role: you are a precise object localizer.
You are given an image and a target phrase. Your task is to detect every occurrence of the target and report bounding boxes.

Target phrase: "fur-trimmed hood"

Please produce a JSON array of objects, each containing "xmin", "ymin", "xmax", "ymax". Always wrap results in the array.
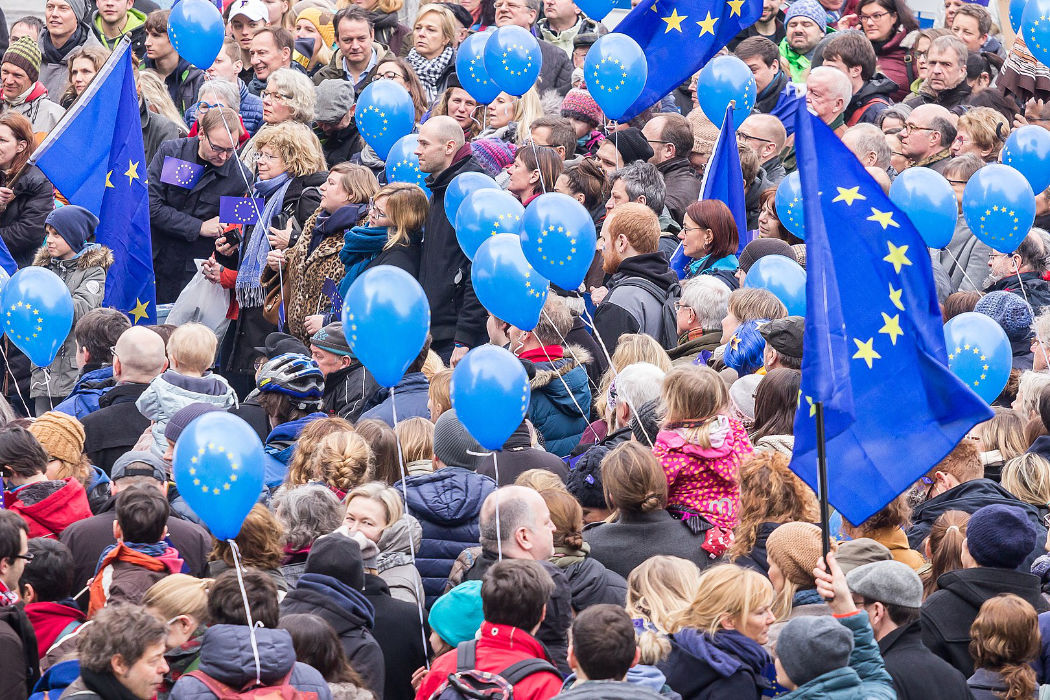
[
  {"xmin": 33, "ymin": 243, "xmax": 114, "ymax": 271},
  {"xmin": 528, "ymin": 344, "xmax": 593, "ymax": 391}
]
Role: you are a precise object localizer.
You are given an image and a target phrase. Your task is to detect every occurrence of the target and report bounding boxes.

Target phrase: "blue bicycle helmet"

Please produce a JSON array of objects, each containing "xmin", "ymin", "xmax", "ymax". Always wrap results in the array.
[{"xmin": 256, "ymin": 353, "xmax": 324, "ymax": 409}]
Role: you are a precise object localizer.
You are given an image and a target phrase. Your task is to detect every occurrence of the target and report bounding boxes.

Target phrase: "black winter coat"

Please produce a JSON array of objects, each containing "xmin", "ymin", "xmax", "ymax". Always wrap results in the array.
[
  {"xmin": 141, "ymin": 98, "xmax": 181, "ymax": 165},
  {"xmin": 660, "ymin": 627, "xmax": 769, "ymax": 700},
  {"xmin": 363, "ymin": 574, "xmax": 428, "ymax": 700},
  {"xmin": 921, "ymin": 567, "xmax": 1050, "ymax": 676},
  {"xmin": 418, "ymin": 146, "xmax": 488, "ymax": 347},
  {"xmin": 879, "ymin": 620, "xmax": 972, "ymax": 700},
  {"xmin": 365, "ymin": 236, "xmax": 421, "ymax": 278},
  {"xmin": 984, "ymin": 271, "xmax": 1050, "ymax": 313},
  {"xmin": 317, "ymin": 122, "xmax": 364, "ymax": 167},
  {"xmin": 147, "ymin": 137, "xmax": 254, "ymax": 303},
  {"xmin": 734, "ymin": 521, "xmax": 780, "ymax": 574},
  {"xmin": 537, "ymin": 38, "xmax": 574, "ymax": 97},
  {"xmin": 584, "ymin": 509, "xmax": 714, "ymax": 580},
  {"xmin": 323, "ymin": 361, "xmax": 381, "ymax": 421},
  {"xmin": 558, "ymin": 555, "xmax": 627, "ymax": 611},
  {"xmin": 477, "ymin": 422, "xmax": 569, "ymax": 485},
  {"xmin": 658, "ymin": 158, "xmax": 701, "ymax": 226},
  {"xmin": 0, "ymin": 165, "xmax": 52, "ymax": 269},
  {"xmin": 81, "ymin": 382, "xmax": 151, "ymax": 475}
]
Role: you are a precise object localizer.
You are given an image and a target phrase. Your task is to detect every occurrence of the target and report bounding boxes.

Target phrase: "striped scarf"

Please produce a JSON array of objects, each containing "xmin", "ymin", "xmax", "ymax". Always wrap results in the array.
[{"xmin": 407, "ymin": 45, "xmax": 454, "ymax": 102}]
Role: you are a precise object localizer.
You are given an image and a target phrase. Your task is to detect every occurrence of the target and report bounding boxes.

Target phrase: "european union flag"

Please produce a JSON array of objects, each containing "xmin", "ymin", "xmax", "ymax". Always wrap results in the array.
[
  {"xmin": 789, "ymin": 107, "xmax": 993, "ymax": 526},
  {"xmin": 32, "ymin": 38, "xmax": 156, "ymax": 325},
  {"xmin": 769, "ymin": 82, "xmax": 806, "ymax": 137},
  {"xmin": 670, "ymin": 105, "xmax": 746, "ymax": 278},
  {"xmin": 615, "ymin": 0, "xmax": 761, "ymax": 120},
  {"xmin": 220, "ymin": 197, "xmax": 264, "ymax": 226},
  {"xmin": 160, "ymin": 156, "xmax": 204, "ymax": 189}
]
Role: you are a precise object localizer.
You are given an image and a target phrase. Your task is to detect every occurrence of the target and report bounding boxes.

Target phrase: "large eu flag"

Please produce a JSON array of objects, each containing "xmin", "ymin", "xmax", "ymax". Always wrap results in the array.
[
  {"xmin": 615, "ymin": 0, "xmax": 761, "ymax": 120},
  {"xmin": 31, "ymin": 37, "xmax": 156, "ymax": 325},
  {"xmin": 789, "ymin": 107, "xmax": 993, "ymax": 526}
]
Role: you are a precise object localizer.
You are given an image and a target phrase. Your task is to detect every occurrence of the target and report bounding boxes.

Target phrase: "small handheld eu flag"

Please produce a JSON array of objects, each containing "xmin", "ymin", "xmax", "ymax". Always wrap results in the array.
[
  {"xmin": 220, "ymin": 197, "xmax": 264, "ymax": 226},
  {"xmin": 160, "ymin": 156, "xmax": 205, "ymax": 189}
]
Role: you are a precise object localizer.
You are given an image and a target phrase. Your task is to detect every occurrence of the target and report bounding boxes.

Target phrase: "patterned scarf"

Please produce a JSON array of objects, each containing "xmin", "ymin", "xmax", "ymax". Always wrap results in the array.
[
  {"xmin": 236, "ymin": 172, "xmax": 293, "ymax": 307},
  {"xmin": 407, "ymin": 45, "xmax": 454, "ymax": 102}
]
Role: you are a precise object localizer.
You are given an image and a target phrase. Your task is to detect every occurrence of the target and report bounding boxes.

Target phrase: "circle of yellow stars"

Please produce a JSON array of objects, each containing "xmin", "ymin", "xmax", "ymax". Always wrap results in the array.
[
  {"xmin": 590, "ymin": 55, "xmax": 629, "ymax": 93},
  {"xmin": 947, "ymin": 344, "xmax": 991, "ymax": 389},
  {"xmin": 1027, "ymin": 12, "xmax": 1050, "ymax": 56},
  {"xmin": 358, "ymin": 105, "xmax": 389, "ymax": 139},
  {"xmin": 489, "ymin": 211, "xmax": 522, "ymax": 238},
  {"xmin": 974, "ymin": 204, "xmax": 1024, "ymax": 243},
  {"xmin": 4, "ymin": 300, "xmax": 44, "ymax": 343},
  {"xmin": 393, "ymin": 158, "xmax": 424, "ymax": 186},
  {"xmin": 499, "ymin": 44, "xmax": 534, "ymax": 78},
  {"xmin": 534, "ymin": 224, "xmax": 578, "ymax": 267},
  {"xmin": 522, "ymin": 268, "xmax": 546, "ymax": 299},
  {"xmin": 187, "ymin": 442, "xmax": 240, "ymax": 495}
]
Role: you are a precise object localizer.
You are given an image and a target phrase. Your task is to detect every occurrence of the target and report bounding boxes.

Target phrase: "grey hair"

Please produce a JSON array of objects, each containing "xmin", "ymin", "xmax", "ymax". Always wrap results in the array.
[
  {"xmin": 876, "ymin": 103, "xmax": 912, "ymax": 129},
  {"xmin": 272, "ymin": 484, "xmax": 344, "ymax": 550},
  {"xmin": 930, "ymin": 34, "xmax": 968, "ymax": 68},
  {"xmin": 845, "ymin": 123, "xmax": 891, "ymax": 169},
  {"xmin": 198, "ymin": 78, "xmax": 241, "ymax": 112},
  {"xmin": 1017, "ymin": 371, "xmax": 1050, "ymax": 417},
  {"xmin": 809, "ymin": 66, "xmax": 853, "ymax": 107},
  {"xmin": 610, "ymin": 162, "xmax": 666, "ymax": 216},
  {"xmin": 680, "ymin": 276, "xmax": 730, "ymax": 330},
  {"xmin": 266, "ymin": 67, "xmax": 317, "ymax": 123},
  {"xmin": 479, "ymin": 490, "xmax": 534, "ymax": 550},
  {"xmin": 1034, "ymin": 308, "xmax": 1050, "ymax": 347},
  {"xmin": 78, "ymin": 604, "xmax": 167, "ymax": 673},
  {"xmin": 524, "ymin": 0, "xmax": 542, "ymax": 14},
  {"xmin": 614, "ymin": 362, "xmax": 667, "ymax": 411}
]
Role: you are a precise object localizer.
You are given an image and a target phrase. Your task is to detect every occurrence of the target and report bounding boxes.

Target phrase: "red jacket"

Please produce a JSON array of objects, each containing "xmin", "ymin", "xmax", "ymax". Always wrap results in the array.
[
  {"xmin": 415, "ymin": 622, "xmax": 563, "ymax": 700},
  {"xmin": 24, "ymin": 601, "xmax": 84, "ymax": 659},
  {"xmin": 7, "ymin": 478, "xmax": 92, "ymax": 539}
]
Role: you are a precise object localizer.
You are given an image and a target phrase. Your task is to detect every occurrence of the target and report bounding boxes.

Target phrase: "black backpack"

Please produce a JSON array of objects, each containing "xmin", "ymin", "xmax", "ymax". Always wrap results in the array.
[
  {"xmin": 614, "ymin": 277, "xmax": 681, "ymax": 351},
  {"xmin": 429, "ymin": 640, "xmax": 560, "ymax": 700}
]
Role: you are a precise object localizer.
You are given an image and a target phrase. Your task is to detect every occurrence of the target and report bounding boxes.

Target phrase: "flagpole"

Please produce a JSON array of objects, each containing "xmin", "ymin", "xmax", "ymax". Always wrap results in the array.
[{"xmin": 815, "ymin": 400, "xmax": 831, "ymax": 558}]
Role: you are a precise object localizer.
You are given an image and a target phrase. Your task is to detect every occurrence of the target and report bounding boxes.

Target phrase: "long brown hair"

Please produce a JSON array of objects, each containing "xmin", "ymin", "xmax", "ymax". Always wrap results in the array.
[
  {"xmin": 750, "ymin": 368, "xmax": 802, "ymax": 442},
  {"xmin": 731, "ymin": 451, "xmax": 819, "ymax": 560},
  {"xmin": 602, "ymin": 441, "xmax": 668, "ymax": 515},
  {"xmin": 923, "ymin": 510, "xmax": 969, "ymax": 598},
  {"xmin": 374, "ymin": 182, "xmax": 427, "ymax": 249},
  {"xmin": 541, "ymin": 488, "xmax": 584, "ymax": 550},
  {"xmin": 0, "ymin": 113, "xmax": 34, "ymax": 180},
  {"xmin": 969, "ymin": 594, "xmax": 1040, "ymax": 700}
]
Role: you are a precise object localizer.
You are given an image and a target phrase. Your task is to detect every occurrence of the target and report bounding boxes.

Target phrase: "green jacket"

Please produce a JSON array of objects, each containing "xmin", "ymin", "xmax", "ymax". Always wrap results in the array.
[
  {"xmin": 779, "ymin": 37, "xmax": 812, "ymax": 83},
  {"xmin": 779, "ymin": 612, "xmax": 896, "ymax": 700},
  {"xmin": 91, "ymin": 7, "xmax": 147, "ymax": 58}
]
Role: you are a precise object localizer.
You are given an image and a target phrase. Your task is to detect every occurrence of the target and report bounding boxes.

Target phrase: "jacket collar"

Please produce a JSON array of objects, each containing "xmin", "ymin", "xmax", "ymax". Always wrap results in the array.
[{"xmin": 477, "ymin": 620, "xmax": 550, "ymax": 658}]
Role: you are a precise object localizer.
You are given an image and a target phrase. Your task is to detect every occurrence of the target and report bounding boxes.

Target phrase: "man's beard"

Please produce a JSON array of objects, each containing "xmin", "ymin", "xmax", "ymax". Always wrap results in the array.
[{"xmin": 983, "ymin": 271, "xmax": 1003, "ymax": 289}]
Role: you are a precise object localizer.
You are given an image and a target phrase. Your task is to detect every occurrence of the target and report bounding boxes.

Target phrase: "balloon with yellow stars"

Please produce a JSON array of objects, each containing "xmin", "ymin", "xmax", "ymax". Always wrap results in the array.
[
  {"xmin": 172, "ymin": 411, "xmax": 265, "ymax": 540},
  {"xmin": 519, "ymin": 192, "xmax": 597, "ymax": 291},
  {"xmin": 451, "ymin": 345, "xmax": 531, "ymax": 450},
  {"xmin": 697, "ymin": 55, "xmax": 756, "ymax": 128},
  {"xmin": 1, "ymin": 267, "xmax": 74, "ymax": 368},
  {"xmin": 472, "ymin": 233, "xmax": 550, "ymax": 331},
  {"xmin": 962, "ymin": 163, "xmax": 1035, "ymax": 254},
  {"xmin": 775, "ymin": 171, "xmax": 805, "ymax": 240},
  {"xmin": 455, "ymin": 189, "xmax": 524, "ymax": 260},
  {"xmin": 384, "ymin": 135, "xmax": 431, "ymax": 197},
  {"xmin": 943, "ymin": 312, "xmax": 1012, "ymax": 404},
  {"xmin": 455, "ymin": 32, "xmax": 502, "ymax": 104},
  {"xmin": 483, "ymin": 25, "xmax": 543, "ymax": 97},
  {"xmin": 1021, "ymin": 0, "xmax": 1050, "ymax": 66},
  {"xmin": 582, "ymin": 33, "xmax": 648, "ymax": 121},
  {"xmin": 356, "ymin": 80, "xmax": 415, "ymax": 160}
]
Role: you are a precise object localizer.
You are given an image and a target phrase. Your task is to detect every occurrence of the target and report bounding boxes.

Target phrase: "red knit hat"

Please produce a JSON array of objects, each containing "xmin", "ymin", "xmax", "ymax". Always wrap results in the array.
[{"xmin": 561, "ymin": 89, "xmax": 603, "ymax": 128}]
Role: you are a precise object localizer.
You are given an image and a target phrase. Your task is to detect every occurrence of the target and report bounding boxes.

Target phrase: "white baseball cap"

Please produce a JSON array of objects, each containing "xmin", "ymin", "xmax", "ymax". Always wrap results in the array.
[{"xmin": 229, "ymin": 0, "xmax": 269, "ymax": 23}]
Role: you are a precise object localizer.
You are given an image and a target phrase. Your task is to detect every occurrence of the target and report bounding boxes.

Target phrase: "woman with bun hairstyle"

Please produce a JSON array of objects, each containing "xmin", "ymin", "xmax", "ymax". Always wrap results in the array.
[{"xmin": 967, "ymin": 594, "xmax": 1040, "ymax": 700}]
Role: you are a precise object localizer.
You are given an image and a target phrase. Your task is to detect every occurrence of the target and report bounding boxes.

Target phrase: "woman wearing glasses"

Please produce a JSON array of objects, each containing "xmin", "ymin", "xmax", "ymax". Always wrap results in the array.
[
  {"xmin": 838, "ymin": 0, "xmax": 918, "ymax": 101},
  {"xmin": 241, "ymin": 68, "xmax": 317, "ymax": 170}
]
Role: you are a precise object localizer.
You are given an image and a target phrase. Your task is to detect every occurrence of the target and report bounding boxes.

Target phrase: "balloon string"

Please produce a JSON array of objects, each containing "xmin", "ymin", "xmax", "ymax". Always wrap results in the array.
[
  {"xmin": 0, "ymin": 339, "xmax": 30, "ymax": 416},
  {"xmin": 389, "ymin": 385, "xmax": 431, "ymax": 671},
  {"xmin": 43, "ymin": 369, "xmax": 53, "ymax": 413},
  {"xmin": 537, "ymin": 310, "xmax": 590, "ymax": 425},
  {"xmin": 493, "ymin": 450, "xmax": 502, "ymax": 561},
  {"xmin": 941, "ymin": 247, "xmax": 985, "ymax": 296},
  {"xmin": 228, "ymin": 539, "xmax": 263, "ymax": 686}
]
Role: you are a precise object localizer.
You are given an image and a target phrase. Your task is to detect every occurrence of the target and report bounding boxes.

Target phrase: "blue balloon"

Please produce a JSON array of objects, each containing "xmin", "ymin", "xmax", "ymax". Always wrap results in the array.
[
  {"xmin": 483, "ymin": 26, "xmax": 542, "ymax": 97},
  {"xmin": 576, "ymin": 0, "xmax": 615, "ymax": 20},
  {"xmin": 697, "ymin": 56, "xmax": 756, "ymax": 127},
  {"xmin": 2, "ymin": 267, "xmax": 74, "ymax": 368},
  {"xmin": 456, "ymin": 33, "xmax": 502, "ymax": 104},
  {"xmin": 582, "ymin": 34, "xmax": 647, "ymax": 121},
  {"xmin": 472, "ymin": 233, "xmax": 550, "ymax": 331},
  {"xmin": 962, "ymin": 163, "xmax": 1036, "ymax": 254},
  {"xmin": 168, "ymin": 0, "xmax": 224, "ymax": 69},
  {"xmin": 889, "ymin": 167, "xmax": 957, "ymax": 249},
  {"xmin": 357, "ymin": 80, "xmax": 415, "ymax": 161},
  {"xmin": 1022, "ymin": 0, "xmax": 1050, "ymax": 66},
  {"xmin": 774, "ymin": 171, "xmax": 805, "ymax": 240},
  {"xmin": 519, "ymin": 192, "xmax": 597, "ymax": 292},
  {"xmin": 742, "ymin": 255, "xmax": 807, "ymax": 316},
  {"xmin": 455, "ymin": 189, "xmax": 524, "ymax": 260},
  {"xmin": 1002, "ymin": 125, "xmax": 1050, "ymax": 193},
  {"xmin": 172, "ymin": 412, "xmax": 265, "ymax": 540},
  {"xmin": 1011, "ymin": 0, "xmax": 1027, "ymax": 32},
  {"xmin": 445, "ymin": 172, "xmax": 500, "ymax": 227},
  {"xmin": 343, "ymin": 265, "xmax": 431, "ymax": 388},
  {"xmin": 451, "ymin": 345, "xmax": 531, "ymax": 450},
  {"xmin": 384, "ymin": 135, "xmax": 430, "ymax": 196},
  {"xmin": 944, "ymin": 312, "xmax": 1012, "ymax": 404}
]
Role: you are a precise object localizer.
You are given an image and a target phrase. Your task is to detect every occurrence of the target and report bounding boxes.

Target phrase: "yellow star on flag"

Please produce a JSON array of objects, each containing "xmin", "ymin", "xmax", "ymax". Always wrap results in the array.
[
  {"xmin": 105, "ymin": 170, "xmax": 114, "ymax": 189},
  {"xmin": 867, "ymin": 207, "xmax": 899, "ymax": 230},
  {"xmin": 662, "ymin": 8, "xmax": 687, "ymax": 31},
  {"xmin": 727, "ymin": 0, "xmax": 745, "ymax": 15},
  {"xmin": 696, "ymin": 10, "xmax": 718, "ymax": 35},
  {"xmin": 852, "ymin": 337, "xmax": 881, "ymax": 369},
  {"xmin": 884, "ymin": 242, "xmax": 912, "ymax": 274},
  {"xmin": 124, "ymin": 160, "xmax": 140, "ymax": 186},
  {"xmin": 832, "ymin": 186, "xmax": 865, "ymax": 206},
  {"xmin": 878, "ymin": 312, "xmax": 904, "ymax": 346},
  {"xmin": 129, "ymin": 298, "xmax": 150, "ymax": 324},
  {"xmin": 888, "ymin": 283, "xmax": 904, "ymax": 311}
]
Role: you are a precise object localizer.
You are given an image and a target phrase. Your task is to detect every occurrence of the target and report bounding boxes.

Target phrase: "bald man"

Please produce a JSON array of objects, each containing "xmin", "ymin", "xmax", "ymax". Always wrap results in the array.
[
  {"xmin": 899, "ymin": 103, "xmax": 957, "ymax": 173},
  {"xmin": 738, "ymin": 114, "xmax": 788, "ymax": 184},
  {"xmin": 82, "ymin": 327, "xmax": 169, "ymax": 474},
  {"xmin": 415, "ymin": 115, "xmax": 490, "ymax": 366}
]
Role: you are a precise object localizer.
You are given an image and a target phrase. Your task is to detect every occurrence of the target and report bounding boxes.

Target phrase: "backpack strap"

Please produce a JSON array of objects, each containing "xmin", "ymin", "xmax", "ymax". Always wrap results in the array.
[
  {"xmin": 498, "ymin": 658, "xmax": 560, "ymax": 686},
  {"xmin": 455, "ymin": 640, "xmax": 478, "ymax": 674},
  {"xmin": 185, "ymin": 669, "xmax": 239, "ymax": 698}
]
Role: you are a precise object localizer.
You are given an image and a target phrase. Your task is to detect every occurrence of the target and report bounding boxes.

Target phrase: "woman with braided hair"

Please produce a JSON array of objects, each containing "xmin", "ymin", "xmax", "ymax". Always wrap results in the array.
[{"xmin": 313, "ymin": 430, "xmax": 374, "ymax": 499}]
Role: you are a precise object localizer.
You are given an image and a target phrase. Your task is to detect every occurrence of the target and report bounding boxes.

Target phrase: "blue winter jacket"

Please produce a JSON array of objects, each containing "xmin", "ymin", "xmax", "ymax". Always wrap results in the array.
[
  {"xmin": 396, "ymin": 467, "xmax": 496, "ymax": 607},
  {"xmin": 358, "ymin": 372, "xmax": 430, "ymax": 427},
  {"xmin": 525, "ymin": 349, "xmax": 592, "ymax": 458},
  {"xmin": 264, "ymin": 411, "xmax": 327, "ymax": 487},
  {"xmin": 53, "ymin": 366, "xmax": 114, "ymax": 419}
]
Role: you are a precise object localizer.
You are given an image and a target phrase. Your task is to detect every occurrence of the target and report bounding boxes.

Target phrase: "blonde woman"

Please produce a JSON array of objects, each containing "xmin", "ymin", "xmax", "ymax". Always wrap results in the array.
[
  {"xmin": 294, "ymin": 7, "xmax": 335, "ymax": 74},
  {"xmin": 143, "ymin": 574, "xmax": 213, "ymax": 698},
  {"xmin": 625, "ymin": 555, "xmax": 702, "ymax": 669},
  {"xmin": 950, "ymin": 106, "xmax": 1010, "ymax": 162},
  {"xmin": 283, "ymin": 416, "xmax": 356, "ymax": 487},
  {"xmin": 479, "ymin": 87, "xmax": 543, "ymax": 145},
  {"xmin": 264, "ymin": 163, "xmax": 378, "ymax": 342},
  {"xmin": 588, "ymin": 333, "xmax": 673, "ymax": 443},
  {"xmin": 315, "ymin": 430, "xmax": 374, "ymax": 497},
  {"xmin": 663, "ymin": 565, "xmax": 776, "ymax": 699},
  {"xmin": 395, "ymin": 416, "xmax": 434, "ymax": 476},
  {"xmin": 974, "ymin": 407, "xmax": 1027, "ymax": 482},
  {"xmin": 344, "ymin": 481, "xmax": 425, "ymax": 605},
  {"xmin": 407, "ymin": 5, "xmax": 457, "ymax": 102},
  {"xmin": 1001, "ymin": 453, "xmax": 1050, "ymax": 524}
]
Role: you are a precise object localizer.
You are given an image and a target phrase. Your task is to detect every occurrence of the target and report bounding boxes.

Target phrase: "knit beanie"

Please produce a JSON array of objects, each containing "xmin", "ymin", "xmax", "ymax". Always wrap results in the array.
[
  {"xmin": 738, "ymin": 238, "xmax": 797, "ymax": 274},
  {"xmin": 687, "ymin": 107, "xmax": 720, "ymax": 160},
  {"xmin": 164, "ymin": 403, "xmax": 225, "ymax": 444},
  {"xmin": 629, "ymin": 398, "xmax": 662, "ymax": 445},
  {"xmin": 296, "ymin": 7, "xmax": 336, "ymax": 49},
  {"xmin": 974, "ymin": 290, "xmax": 1034, "ymax": 342},
  {"xmin": 3, "ymin": 37, "xmax": 42, "ymax": 85},
  {"xmin": 765, "ymin": 522, "xmax": 822, "ymax": 586},
  {"xmin": 561, "ymin": 89, "xmax": 603, "ymax": 127},
  {"xmin": 29, "ymin": 411, "xmax": 85, "ymax": 466},
  {"xmin": 965, "ymin": 503, "xmax": 1039, "ymax": 570},
  {"xmin": 56, "ymin": 0, "xmax": 90, "ymax": 23},
  {"xmin": 44, "ymin": 205, "xmax": 99, "ymax": 254},
  {"xmin": 471, "ymin": 138, "xmax": 517, "ymax": 177},
  {"xmin": 610, "ymin": 127, "xmax": 654, "ymax": 165},
  {"xmin": 776, "ymin": 616, "xmax": 853, "ymax": 687},
  {"xmin": 791, "ymin": 244, "xmax": 807, "ymax": 270},
  {"xmin": 429, "ymin": 580, "xmax": 484, "ymax": 646},
  {"xmin": 784, "ymin": 0, "xmax": 828, "ymax": 32},
  {"xmin": 433, "ymin": 409, "xmax": 490, "ymax": 470},
  {"xmin": 310, "ymin": 322, "xmax": 353, "ymax": 356},
  {"xmin": 305, "ymin": 531, "xmax": 366, "ymax": 590},
  {"xmin": 566, "ymin": 451, "xmax": 608, "ymax": 509}
]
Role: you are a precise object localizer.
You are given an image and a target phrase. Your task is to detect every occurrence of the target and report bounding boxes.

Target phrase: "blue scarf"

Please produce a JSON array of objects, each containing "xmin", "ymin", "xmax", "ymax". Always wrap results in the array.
[
  {"xmin": 670, "ymin": 627, "xmax": 772, "ymax": 679},
  {"xmin": 338, "ymin": 225, "xmax": 389, "ymax": 297},
  {"xmin": 236, "ymin": 173, "xmax": 293, "ymax": 307},
  {"xmin": 95, "ymin": 541, "xmax": 168, "ymax": 576},
  {"xmin": 686, "ymin": 253, "xmax": 739, "ymax": 278}
]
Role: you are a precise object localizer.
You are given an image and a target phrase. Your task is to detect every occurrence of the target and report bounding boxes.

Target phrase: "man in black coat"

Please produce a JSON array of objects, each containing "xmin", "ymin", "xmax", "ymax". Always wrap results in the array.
[
  {"xmin": 415, "ymin": 116, "xmax": 489, "ymax": 364},
  {"xmin": 983, "ymin": 231, "xmax": 1050, "ymax": 313},
  {"xmin": 147, "ymin": 106, "xmax": 254, "ymax": 303},
  {"xmin": 476, "ymin": 420, "xmax": 569, "ymax": 486},
  {"xmin": 310, "ymin": 322, "xmax": 379, "ymax": 421},
  {"xmin": 847, "ymin": 560, "xmax": 970, "ymax": 700},
  {"xmin": 363, "ymin": 572, "xmax": 428, "ymax": 700},
  {"xmin": 82, "ymin": 327, "xmax": 167, "ymax": 475}
]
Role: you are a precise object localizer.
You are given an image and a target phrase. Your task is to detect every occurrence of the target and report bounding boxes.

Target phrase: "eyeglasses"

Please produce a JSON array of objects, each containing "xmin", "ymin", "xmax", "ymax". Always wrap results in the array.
[
  {"xmin": 256, "ymin": 151, "xmax": 279, "ymax": 162},
  {"xmin": 377, "ymin": 70, "xmax": 405, "ymax": 81},
  {"xmin": 204, "ymin": 133, "xmax": 236, "ymax": 156},
  {"xmin": 13, "ymin": 551, "xmax": 33, "ymax": 562},
  {"xmin": 858, "ymin": 10, "xmax": 891, "ymax": 22},
  {"xmin": 199, "ymin": 101, "xmax": 227, "ymax": 110},
  {"xmin": 262, "ymin": 89, "xmax": 292, "ymax": 103},
  {"xmin": 902, "ymin": 123, "xmax": 936, "ymax": 135},
  {"xmin": 737, "ymin": 131, "xmax": 775, "ymax": 145},
  {"xmin": 947, "ymin": 178, "xmax": 968, "ymax": 185},
  {"xmin": 673, "ymin": 301, "xmax": 695, "ymax": 314},
  {"xmin": 369, "ymin": 200, "xmax": 387, "ymax": 218},
  {"xmin": 913, "ymin": 49, "xmax": 929, "ymax": 59}
]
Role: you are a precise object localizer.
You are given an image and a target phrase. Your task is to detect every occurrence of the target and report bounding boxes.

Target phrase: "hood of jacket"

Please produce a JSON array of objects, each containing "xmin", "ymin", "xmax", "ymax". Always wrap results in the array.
[
  {"xmin": 156, "ymin": 369, "xmax": 235, "ymax": 399},
  {"xmin": 557, "ymin": 679, "xmax": 667, "ymax": 699},
  {"xmin": 609, "ymin": 253, "xmax": 678, "ymax": 294},
  {"xmin": 626, "ymin": 663, "xmax": 674, "ymax": 694},
  {"xmin": 196, "ymin": 624, "xmax": 300, "ymax": 686},
  {"xmin": 285, "ymin": 572, "xmax": 376, "ymax": 631},
  {"xmin": 33, "ymin": 243, "xmax": 113, "ymax": 271},
  {"xmin": 9, "ymin": 478, "xmax": 92, "ymax": 534},
  {"xmin": 376, "ymin": 513, "xmax": 423, "ymax": 566},
  {"xmin": 780, "ymin": 667, "xmax": 863, "ymax": 698},
  {"xmin": 912, "ymin": 478, "xmax": 1045, "ymax": 531},
  {"xmin": 668, "ymin": 627, "xmax": 771, "ymax": 679},
  {"xmin": 526, "ymin": 344, "xmax": 592, "ymax": 412},
  {"xmin": 934, "ymin": 567, "xmax": 1045, "ymax": 610},
  {"xmin": 848, "ymin": 73, "xmax": 898, "ymax": 111},
  {"xmin": 265, "ymin": 411, "xmax": 328, "ymax": 449},
  {"xmin": 402, "ymin": 467, "xmax": 495, "ymax": 527}
]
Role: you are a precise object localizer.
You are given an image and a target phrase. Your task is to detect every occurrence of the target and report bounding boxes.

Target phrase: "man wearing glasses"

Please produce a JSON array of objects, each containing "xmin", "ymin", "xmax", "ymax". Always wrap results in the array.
[
  {"xmin": 898, "ymin": 103, "xmax": 956, "ymax": 174},
  {"xmin": 737, "ymin": 114, "xmax": 787, "ymax": 184},
  {"xmin": 147, "ymin": 107, "xmax": 255, "ymax": 303},
  {"xmin": 0, "ymin": 510, "xmax": 36, "ymax": 698}
]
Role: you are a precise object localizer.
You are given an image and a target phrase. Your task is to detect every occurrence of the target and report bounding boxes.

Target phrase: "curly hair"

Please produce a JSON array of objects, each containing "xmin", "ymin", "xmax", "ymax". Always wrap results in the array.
[
  {"xmin": 251, "ymin": 120, "xmax": 327, "ymax": 176},
  {"xmin": 730, "ymin": 451, "xmax": 819, "ymax": 560},
  {"xmin": 284, "ymin": 416, "xmax": 354, "ymax": 487},
  {"xmin": 272, "ymin": 484, "xmax": 344, "ymax": 550},
  {"xmin": 210, "ymin": 504, "xmax": 286, "ymax": 570},
  {"xmin": 970, "ymin": 594, "xmax": 1040, "ymax": 700},
  {"xmin": 78, "ymin": 604, "xmax": 167, "ymax": 673}
]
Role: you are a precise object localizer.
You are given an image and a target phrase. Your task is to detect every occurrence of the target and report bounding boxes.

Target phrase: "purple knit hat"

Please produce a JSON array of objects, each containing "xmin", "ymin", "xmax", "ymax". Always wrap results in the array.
[
  {"xmin": 471, "ymin": 138, "xmax": 517, "ymax": 177},
  {"xmin": 561, "ymin": 89, "xmax": 604, "ymax": 127}
]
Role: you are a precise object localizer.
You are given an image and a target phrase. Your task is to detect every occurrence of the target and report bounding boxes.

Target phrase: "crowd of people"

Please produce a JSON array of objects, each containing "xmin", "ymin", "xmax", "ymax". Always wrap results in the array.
[{"xmin": 2, "ymin": 0, "xmax": 1050, "ymax": 697}]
